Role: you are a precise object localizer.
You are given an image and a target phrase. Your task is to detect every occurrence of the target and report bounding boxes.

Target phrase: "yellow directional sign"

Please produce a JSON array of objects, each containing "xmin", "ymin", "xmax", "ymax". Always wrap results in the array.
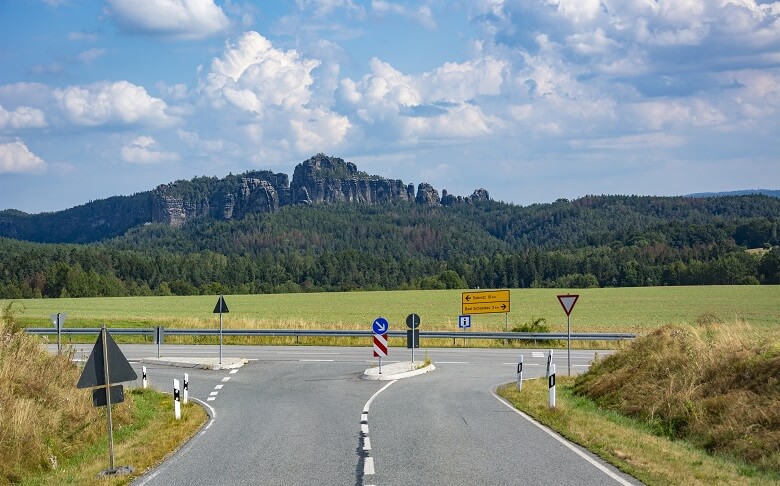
[
  {"xmin": 461, "ymin": 290, "xmax": 510, "ymax": 314},
  {"xmin": 462, "ymin": 301, "xmax": 511, "ymax": 315}
]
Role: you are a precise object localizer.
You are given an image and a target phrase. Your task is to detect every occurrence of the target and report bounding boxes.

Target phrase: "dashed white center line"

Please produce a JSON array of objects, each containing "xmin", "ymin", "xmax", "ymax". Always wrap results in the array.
[
  {"xmin": 360, "ymin": 380, "xmax": 397, "ymax": 481},
  {"xmin": 364, "ymin": 457, "xmax": 375, "ymax": 476},
  {"xmin": 437, "ymin": 361, "xmax": 469, "ymax": 364},
  {"xmin": 532, "ymin": 352, "xmax": 545, "ymax": 358},
  {"xmin": 207, "ymin": 369, "xmax": 240, "ymax": 403},
  {"xmin": 300, "ymin": 359, "xmax": 334, "ymax": 362}
]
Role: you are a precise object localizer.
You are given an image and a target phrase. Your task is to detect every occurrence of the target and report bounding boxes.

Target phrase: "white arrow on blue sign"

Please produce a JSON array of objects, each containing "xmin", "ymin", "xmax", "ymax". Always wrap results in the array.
[{"xmin": 372, "ymin": 317, "xmax": 389, "ymax": 335}]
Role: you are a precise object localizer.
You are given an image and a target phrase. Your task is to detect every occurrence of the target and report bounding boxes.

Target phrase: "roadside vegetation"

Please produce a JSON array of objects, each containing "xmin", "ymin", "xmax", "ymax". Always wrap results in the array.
[
  {"xmin": 0, "ymin": 302, "xmax": 206, "ymax": 484},
  {"xmin": 498, "ymin": 318, "xmax": 780, "ymax": 484}
]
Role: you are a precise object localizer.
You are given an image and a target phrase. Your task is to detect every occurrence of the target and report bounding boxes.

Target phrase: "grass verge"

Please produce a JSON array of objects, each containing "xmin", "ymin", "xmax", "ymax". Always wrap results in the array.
[
  {"xmin": 1, "ymin": 302, "xmax": 207, "ymax": 485},
  {"xmin": 497, "ymin": 319, "xmax": 780, "ymax": 485},
  {"xmin": 20, "ymin": 388, "xmax": 207, "ymax": 485},
  {"xmin": 497, "ymin": 379, "xmax": 778, "ymax": 485}
]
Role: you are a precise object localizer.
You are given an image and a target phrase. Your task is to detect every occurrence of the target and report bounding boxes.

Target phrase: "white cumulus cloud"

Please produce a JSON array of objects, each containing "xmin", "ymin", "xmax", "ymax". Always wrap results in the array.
[
  {"xmin": 54, "ymin": 81, "xmax": 172, "ymax": 127},
  {"xmin": 0, "ymin": 104, "xmax": 47, "ymax": 130},
  {"xmin": 338, "ymin": 55, "xmax": 503, "ymax": 141},
  {"xmin": 0, "ymin": 139, "xmax": 47, "ymax": 173},
  {"xmin": 121, "ymin": 135, "xmax": 179, "ymax": 164},
  {"xmin": 199, "ymin": 31, "xmax": 350, "ymax": 156},
  {"xmin": 105, "ymin": 0, "xmax": 231, "ymax": 40}
]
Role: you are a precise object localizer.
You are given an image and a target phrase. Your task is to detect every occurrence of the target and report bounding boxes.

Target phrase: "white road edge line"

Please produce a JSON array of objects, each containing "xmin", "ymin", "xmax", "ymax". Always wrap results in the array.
[
  {"xmin": 135, "ymin": 397, "xmax": 216, "ymax": 486},
  {"xmin": 360, "ymin": 380, "xmax": 397, "ymax": 478},
  {"xmin": 492, "ymin": 386, "xmax": 634, "ymax": 486}
]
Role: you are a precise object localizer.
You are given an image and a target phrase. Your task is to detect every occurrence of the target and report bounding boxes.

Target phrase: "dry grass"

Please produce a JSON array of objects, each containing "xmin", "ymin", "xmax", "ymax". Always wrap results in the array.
[
  {"xmin": 498, "ymin": 379, "xmax": 776, "ymax": 485},
  {"xmin": 574, "ymin": 320, "xmax": 780, "ymax": 475},
  {"xmin": 1, "ymin": 302, "xmax": 207, "ymax": 484},
  {"xmin": 0, "ymin": 302, "xmax": 120, "ymax": 482}
]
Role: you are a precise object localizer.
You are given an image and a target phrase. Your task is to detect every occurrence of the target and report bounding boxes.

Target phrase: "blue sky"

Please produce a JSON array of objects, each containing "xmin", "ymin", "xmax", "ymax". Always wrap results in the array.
[{"xmin": 0, "ymin": 0, "xmax": 778, "ymax": 214}]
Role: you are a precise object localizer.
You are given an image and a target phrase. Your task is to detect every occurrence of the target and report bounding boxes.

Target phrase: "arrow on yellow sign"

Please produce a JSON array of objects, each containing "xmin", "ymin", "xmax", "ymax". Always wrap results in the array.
[{"xmin": 462, "ymin": 301, "xmax": 511, "ymax": 315}]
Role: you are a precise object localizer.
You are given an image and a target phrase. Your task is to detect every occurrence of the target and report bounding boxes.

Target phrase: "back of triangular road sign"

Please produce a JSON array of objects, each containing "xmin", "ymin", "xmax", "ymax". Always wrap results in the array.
[
  {"xmin": 557, "ymin": 294, "xmax": 579, "ymax": 317},
  {"xmin": 213, "ymin": 295, "xmax": 229, "ymax": 314},
  {"xmin": 77, "ymin": 328, "xmax": 137, "ymax": 389}
]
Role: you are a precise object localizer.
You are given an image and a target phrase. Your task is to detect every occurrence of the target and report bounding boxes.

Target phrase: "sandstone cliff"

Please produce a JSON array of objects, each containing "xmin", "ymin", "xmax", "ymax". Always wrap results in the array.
[{"xmin": 0, "ymin": 154, "xmax": 491, "ymax": 241}]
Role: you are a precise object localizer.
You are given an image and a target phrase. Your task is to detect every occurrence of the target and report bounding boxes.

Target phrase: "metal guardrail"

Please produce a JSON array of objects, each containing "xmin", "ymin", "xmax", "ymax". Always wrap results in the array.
[{"xmin": 25, "ymin": 327, "xmax": 635, "ymax": 341}]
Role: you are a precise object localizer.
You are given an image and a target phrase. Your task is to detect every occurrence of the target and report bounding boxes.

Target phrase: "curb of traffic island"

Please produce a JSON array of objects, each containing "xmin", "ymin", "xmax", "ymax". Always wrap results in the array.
[
  {"xmin": 140, "ymin": 357, "xmax": 248, "ymax": 370},
  {"xmin": 361, "ymin": 361, "xmax": 436, "ymax": 381}
]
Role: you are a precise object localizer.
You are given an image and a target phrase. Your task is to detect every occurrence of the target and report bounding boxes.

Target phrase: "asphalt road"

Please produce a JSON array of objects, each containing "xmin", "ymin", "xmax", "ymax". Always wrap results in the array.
[{"xmin": 60, "ymin": 344, "xmax": 639, "ymax": 485}]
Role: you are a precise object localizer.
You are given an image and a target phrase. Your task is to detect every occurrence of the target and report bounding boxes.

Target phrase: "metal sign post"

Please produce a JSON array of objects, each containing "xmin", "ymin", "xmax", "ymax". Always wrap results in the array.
[
  {"xmin": 557, "ymin": 294, "xmax": 579, "ymax": 376},
  {"xmin": 458, "ymin": 315, "xmax": 471, "ymax": 347},
  {"xmin": 50, "ymin": 313, "xmax": 66, "ymax": 355},
  {"xmin": 406, "ymin": 314, "xmax": 420, "ymax": 366},
  {"xmin": 77, "ymin": 325, "xmax": 137, "ymax": 476},
  {"xmin": 213, "ymin": 295, "xmax": 229, "ymax": 365},
  {"xmin": 101, "ymin": 327, "xmax": 115, "ymax": 470}
]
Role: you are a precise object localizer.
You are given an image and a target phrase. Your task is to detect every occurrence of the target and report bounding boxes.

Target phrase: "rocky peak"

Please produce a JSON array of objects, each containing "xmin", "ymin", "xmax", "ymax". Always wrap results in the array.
[
  {"xmin": 416, "ymin": 183, "xmax": 440, "ymax": 206},
  {"xmin": 470, "ymin": 188, "xmax": 490, "ymax": 202},
  {"xmin": 291, "ymin": 153, "xmax": 413, "ymax": 205}
]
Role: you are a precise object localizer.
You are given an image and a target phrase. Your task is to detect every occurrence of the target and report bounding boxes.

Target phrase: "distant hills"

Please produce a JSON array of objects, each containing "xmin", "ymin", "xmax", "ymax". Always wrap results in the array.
[
  {"xmin": 686, "ymin": 189, "xmax": 780, "ymax": 198},
  {"xmin": 0, "ymin": 153, "xmax": 776, "ymax": 245},
  {"xmin": 0, "ymin": 154, "xmax": 488, "ymax": 244},
  {"xmin": 0, "ymin": 154, "xmax": 779, "ymax": 298}
]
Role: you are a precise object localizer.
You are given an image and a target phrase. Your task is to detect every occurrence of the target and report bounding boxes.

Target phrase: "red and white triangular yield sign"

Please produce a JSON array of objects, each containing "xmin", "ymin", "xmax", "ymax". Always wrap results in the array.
[
  {"xmin": 373, "ymin": 333, "xmax": 388, "ymax": 357},
  {"xmin": 557, "ymin": 294, "xmax": 579, "ymax": 317}
]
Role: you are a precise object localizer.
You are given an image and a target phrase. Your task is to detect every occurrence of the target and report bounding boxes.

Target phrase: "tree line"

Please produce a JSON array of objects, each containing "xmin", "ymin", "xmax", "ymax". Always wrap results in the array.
[{"xmin": 1, "ymin": 195, "xmax": 778, "ymax": 298}]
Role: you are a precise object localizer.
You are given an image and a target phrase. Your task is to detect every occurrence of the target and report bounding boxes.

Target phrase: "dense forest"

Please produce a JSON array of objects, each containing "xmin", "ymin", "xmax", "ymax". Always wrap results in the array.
[{"xmin": 1, "ymin": 194, "xmax": 779, "ymax": 299}]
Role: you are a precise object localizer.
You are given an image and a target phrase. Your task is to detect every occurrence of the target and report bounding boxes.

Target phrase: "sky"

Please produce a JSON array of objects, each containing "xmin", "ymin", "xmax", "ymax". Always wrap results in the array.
[{"xmin": 0, "ymin": 0, "xmax": 779, "ymax": 214}]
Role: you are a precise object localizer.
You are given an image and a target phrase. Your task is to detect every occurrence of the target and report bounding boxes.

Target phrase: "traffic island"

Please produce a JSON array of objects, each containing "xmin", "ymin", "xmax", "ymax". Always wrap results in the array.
[
  {"xmin": 141, "ymin": 357, "xmax": 248, "ymax": 370},
  {"xmin": 361, "ymin": 361, "xmax": 435, "ymax": 381}
]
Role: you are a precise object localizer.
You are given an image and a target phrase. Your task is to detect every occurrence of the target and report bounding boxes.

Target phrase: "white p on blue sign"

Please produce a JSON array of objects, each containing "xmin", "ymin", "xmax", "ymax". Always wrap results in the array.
[{"xmin": 458, "ymin": 315, "xmax": 471, "ymax": 329}]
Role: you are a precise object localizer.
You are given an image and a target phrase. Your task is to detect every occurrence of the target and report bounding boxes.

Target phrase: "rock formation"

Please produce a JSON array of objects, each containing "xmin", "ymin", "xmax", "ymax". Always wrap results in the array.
[{"xmin": 0, "ymin": 153, "xmax": 492, "ymax": 241}]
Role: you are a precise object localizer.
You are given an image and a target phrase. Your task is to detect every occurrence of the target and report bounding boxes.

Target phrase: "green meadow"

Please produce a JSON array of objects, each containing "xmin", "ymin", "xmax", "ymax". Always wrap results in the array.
[{"xmin": 5, "ymin": 285, "xmax": 779, "ymax": 336}]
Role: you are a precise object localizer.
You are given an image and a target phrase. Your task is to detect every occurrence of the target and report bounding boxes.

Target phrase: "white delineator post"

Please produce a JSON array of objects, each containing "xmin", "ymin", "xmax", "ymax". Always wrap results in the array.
[
  {"xmin": 173, "ymin": 379, "xmax": 181, "ymax": 420},
  {"xmin": 516, "ymin": 355, "xmax": 524, "ymax": 390},
  {"xmin": 548, "ymin": 364, "xmax": 556, "ymax": 408},
  {"xmin": 183, "ymin": 373, "xmax": 189, "ymax": 405},
  {"xmin": 142, "ymin": 366, "xmax": 147, "ymax": 389}
]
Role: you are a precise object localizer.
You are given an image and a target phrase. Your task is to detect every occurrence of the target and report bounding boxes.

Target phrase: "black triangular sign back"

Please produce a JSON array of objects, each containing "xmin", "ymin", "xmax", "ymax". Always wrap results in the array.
[
  {"xmin": 77, "ymin": 329, "xmax": 137, "ymax": 388},
  {"xmin": 213, "ymin": 296, "xmax": 229, "ymax": 314}
]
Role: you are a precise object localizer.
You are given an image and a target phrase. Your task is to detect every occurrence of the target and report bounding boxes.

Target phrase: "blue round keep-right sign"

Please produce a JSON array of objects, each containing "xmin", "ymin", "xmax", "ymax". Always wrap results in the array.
[{"xmin": 372, "ymin": 317, "xmax": 389, "ymax": 334}]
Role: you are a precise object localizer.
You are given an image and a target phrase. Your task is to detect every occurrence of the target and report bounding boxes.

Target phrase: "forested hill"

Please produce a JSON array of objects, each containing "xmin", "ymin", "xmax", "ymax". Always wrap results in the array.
[
  {"xmin": 0, "ymin": 154, "xmax": 488, "ymax": 244},
  {"xmin": 1, "ymin": 192, "xmax": 779, "ymax": 298}
]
